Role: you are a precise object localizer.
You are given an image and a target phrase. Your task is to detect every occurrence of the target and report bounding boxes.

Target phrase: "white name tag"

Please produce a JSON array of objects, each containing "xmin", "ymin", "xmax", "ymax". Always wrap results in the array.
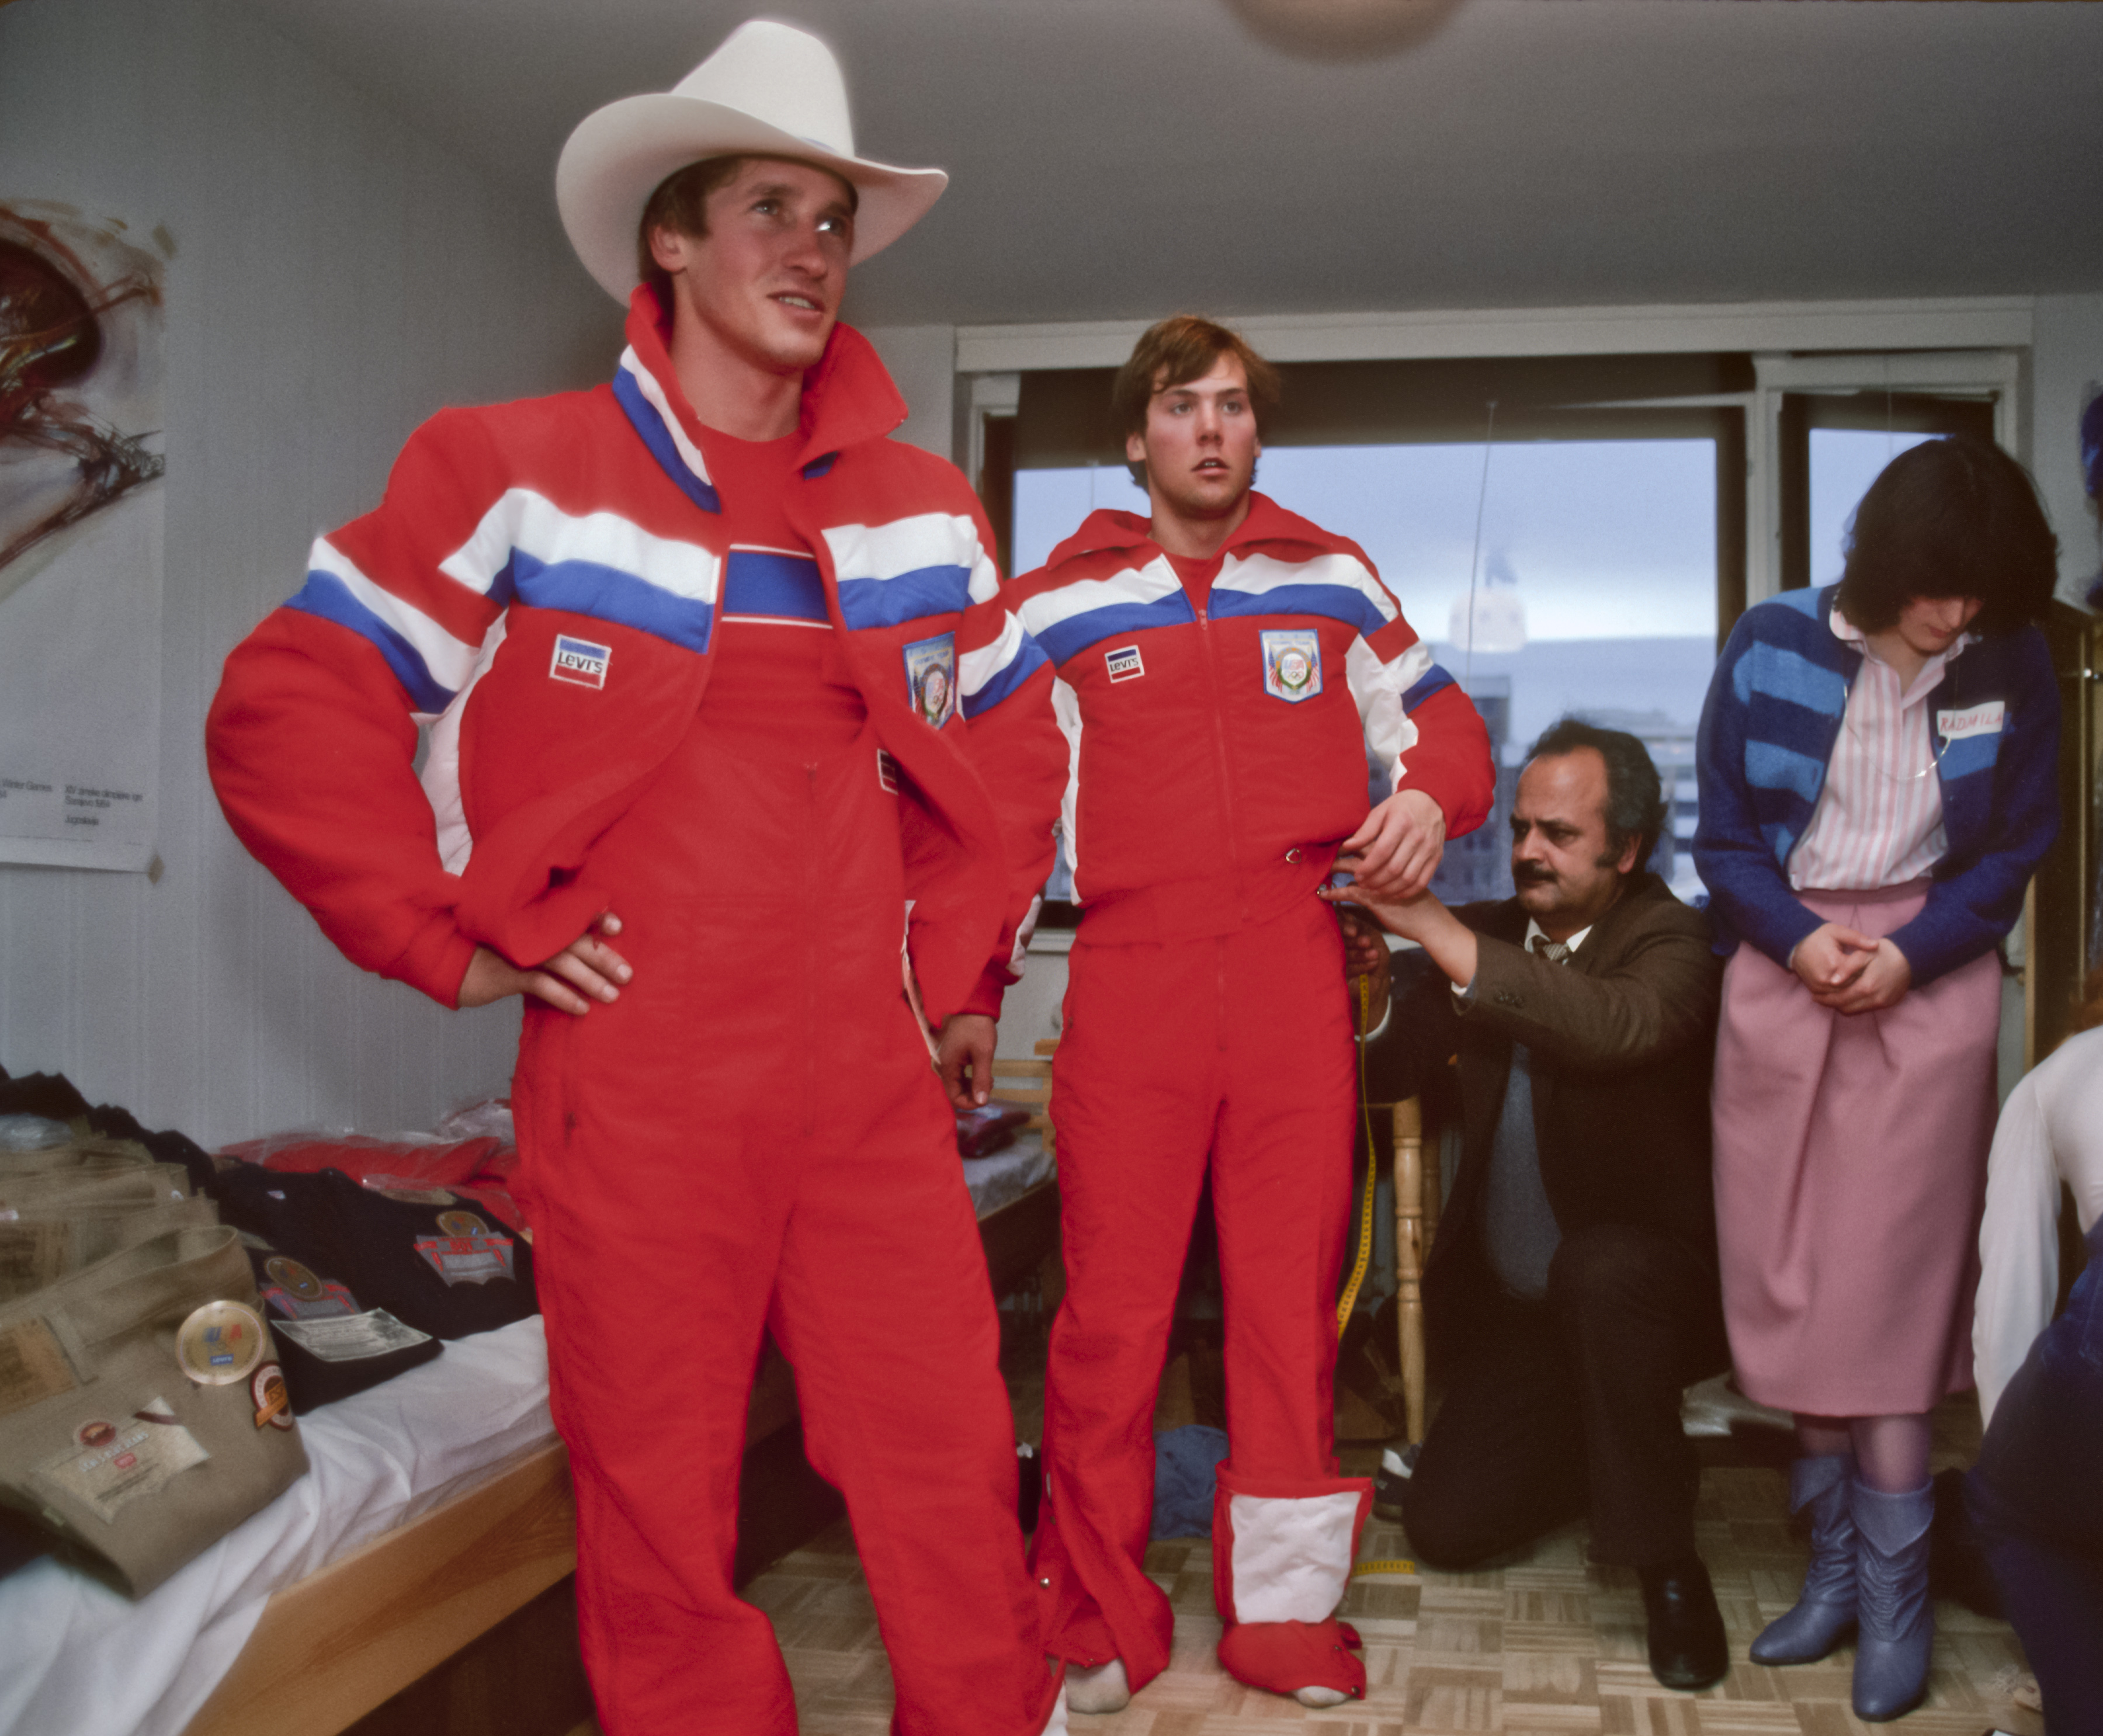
[{"xmin": 1937, "ymin": 702, "xmax": 2004, "ymax": 741}]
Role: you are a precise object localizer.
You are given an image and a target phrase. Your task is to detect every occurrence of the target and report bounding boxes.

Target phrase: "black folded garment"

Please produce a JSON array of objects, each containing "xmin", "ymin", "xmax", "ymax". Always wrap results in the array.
[
  {"xmin": 84, "ymin": 1105, "xmax": 218, "ymax": 1195},
  {"xmin": 209, "ymin": 1164, "xmax": 537, "ymax": 1341},
  {"xmin": 238, "ymin": 1242, "xmax": 444, "ymax": 1411},
  {"xmin": 0, "ymin": 1072, "xmax": 92, "ymax": 1127}
]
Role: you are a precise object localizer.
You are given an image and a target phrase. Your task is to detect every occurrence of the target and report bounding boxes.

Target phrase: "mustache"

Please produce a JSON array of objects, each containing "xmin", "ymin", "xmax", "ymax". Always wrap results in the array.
[{"xmin": 1513, "ymin": 863, "xmax": 1558, "ymax": 886}]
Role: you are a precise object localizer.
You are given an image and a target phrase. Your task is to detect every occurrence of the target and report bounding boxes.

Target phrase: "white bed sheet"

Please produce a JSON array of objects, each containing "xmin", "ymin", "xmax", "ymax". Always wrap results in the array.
[
  {"xmin": 962, "ymin": 1132, "xmax": 1054, "ymax": 1217},
  {"xmin": 0, "ymin": 1315, "xmax": 555, "ymax": 1736}
]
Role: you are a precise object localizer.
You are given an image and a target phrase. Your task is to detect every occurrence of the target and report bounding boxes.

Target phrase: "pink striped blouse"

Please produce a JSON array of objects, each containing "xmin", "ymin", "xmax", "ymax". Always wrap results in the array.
[{"xmin": 1788, "ymin": 609, "xmax": 1967, "ymax": 893}]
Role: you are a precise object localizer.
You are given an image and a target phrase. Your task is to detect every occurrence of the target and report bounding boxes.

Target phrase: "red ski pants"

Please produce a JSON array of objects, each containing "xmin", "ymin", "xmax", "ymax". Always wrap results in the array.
[
  {"xmin": 512, "ymin": 716, "xmax": 1054, "ymax": 1736},
  {"xmin": 1030, "ymin": 897, "xmax": 1361, "ymax": 1688}
]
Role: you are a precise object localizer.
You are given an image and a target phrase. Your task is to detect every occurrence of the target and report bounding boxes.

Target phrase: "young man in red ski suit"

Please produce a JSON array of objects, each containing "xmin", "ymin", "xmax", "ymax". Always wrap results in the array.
[
  {"xmin": 955, "ymin": 317, "xmax": 1494, "ymax": 1711},
  {"xmin": 205, "ymin": 22, "xmax": 1064, "ymax": 1736}
]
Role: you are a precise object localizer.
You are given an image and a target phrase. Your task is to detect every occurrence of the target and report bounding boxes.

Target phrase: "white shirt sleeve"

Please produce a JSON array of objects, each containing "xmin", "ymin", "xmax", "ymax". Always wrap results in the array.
[{"xmin": 1973, "ymin": 1070, "xmax": 2059, "ymax": 1431}]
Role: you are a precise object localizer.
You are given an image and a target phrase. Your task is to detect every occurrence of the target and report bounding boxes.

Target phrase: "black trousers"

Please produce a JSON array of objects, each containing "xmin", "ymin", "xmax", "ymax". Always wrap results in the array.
[
  {"xmin": 1966, "ymin": 1331, "xmax": 2103, "ymax": 1736},
  {"xmin": 1400, "ymin": 1223, "xmax": 1728, "ymax": 1571}
]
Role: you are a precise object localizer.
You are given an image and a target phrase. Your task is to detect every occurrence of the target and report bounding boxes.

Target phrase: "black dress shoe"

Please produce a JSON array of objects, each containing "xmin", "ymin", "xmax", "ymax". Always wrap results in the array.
[{"xmin": 1639, "ymin": 1556, "xmax": 1729, "ymax": 1692}]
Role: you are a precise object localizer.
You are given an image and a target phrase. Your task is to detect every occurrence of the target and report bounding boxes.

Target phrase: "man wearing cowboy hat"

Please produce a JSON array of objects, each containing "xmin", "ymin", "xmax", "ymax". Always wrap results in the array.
[{"xmin": 207, "ymin": 21, "xmax": 1064, "ymax": 1736}]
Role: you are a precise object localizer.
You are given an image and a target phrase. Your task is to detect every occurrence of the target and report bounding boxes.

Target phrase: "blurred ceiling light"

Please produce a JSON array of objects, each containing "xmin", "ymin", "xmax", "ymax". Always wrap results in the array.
[{"xmin": 1223, "ymin": 0, "xmax": 1467, "ymax": 61}]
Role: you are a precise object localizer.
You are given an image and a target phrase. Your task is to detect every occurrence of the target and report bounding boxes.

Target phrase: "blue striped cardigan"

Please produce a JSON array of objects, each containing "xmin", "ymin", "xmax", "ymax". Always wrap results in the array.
[{"xmin": 1693, "ymin": 586, "xmax": 2060, "ymax": 985}]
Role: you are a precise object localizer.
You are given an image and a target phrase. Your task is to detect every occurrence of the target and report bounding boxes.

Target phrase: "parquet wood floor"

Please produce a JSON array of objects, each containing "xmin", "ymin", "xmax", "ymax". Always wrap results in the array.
[{"xmin": 741, "ymin": 1459, "xmax": 2043, "ymax": 1736}]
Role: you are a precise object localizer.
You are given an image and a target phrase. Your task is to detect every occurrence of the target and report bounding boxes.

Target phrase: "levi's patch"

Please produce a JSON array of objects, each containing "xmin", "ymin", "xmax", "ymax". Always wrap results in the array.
[
  {"xmin": 1105, "ymin": 644, "xmax": 1144, "ymax": 683},
  {"xmin": 550, "ymin": 634, "xmax": 611, "ymax": 689}
]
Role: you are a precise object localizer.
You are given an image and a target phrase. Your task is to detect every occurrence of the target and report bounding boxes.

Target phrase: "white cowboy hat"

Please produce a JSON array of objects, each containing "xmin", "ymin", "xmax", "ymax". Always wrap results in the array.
[{"xmin": 556, "ymin": 19, "xmax": 948, "ymax": 303}]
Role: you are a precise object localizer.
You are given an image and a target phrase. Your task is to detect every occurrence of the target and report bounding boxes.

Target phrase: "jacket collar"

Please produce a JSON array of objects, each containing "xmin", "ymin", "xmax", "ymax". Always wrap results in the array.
[
  {"xmin": 609, "ymin": 283, "xmax": 909, "ymax": 512},
  {"xmin": 1044, "ymin": 489, "xmax": 1335, "ymax": 570}
]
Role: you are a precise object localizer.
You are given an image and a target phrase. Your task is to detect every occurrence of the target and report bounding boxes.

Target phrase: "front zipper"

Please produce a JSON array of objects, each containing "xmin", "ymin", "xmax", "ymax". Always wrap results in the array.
[{"xmin": 1192, "ymin": 595, "xmax": 1243, "ymax": 880}]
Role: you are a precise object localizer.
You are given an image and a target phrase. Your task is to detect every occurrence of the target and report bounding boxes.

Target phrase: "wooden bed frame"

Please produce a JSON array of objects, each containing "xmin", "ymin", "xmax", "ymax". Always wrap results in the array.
[{"xmin": 181, "ymin": 1172, "xmax": 1064, "ymax": 1736}]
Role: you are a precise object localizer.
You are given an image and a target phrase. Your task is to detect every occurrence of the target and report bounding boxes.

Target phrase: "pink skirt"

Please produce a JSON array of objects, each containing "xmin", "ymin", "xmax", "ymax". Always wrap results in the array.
[{"xmin": 1710, "ymin": 881, "xmax": 2001, "ymax": 1416}]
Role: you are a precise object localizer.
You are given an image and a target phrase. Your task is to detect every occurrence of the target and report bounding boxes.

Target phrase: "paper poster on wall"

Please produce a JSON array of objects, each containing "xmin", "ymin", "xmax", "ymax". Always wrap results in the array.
[{"xmin": 0, "ymin": 201, "xmax": 167, "ymax": 872}]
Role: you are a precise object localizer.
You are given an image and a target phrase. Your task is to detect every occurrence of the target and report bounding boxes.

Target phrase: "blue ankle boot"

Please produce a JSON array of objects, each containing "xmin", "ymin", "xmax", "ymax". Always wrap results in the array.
[
  {"xmin": 1850, "ymin": 1479, "xmax": 1934, "ymax": 1721},
  {"xmin": 1750, "ymin": 1453, "xmax": 1857, "ymax": 1665}
]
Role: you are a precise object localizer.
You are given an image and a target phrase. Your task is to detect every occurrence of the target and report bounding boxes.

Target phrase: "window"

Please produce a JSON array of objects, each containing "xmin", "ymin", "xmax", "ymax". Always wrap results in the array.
[{"xmin": 986, "ymin": 348, "xmax": 2018, "ymax": 916}]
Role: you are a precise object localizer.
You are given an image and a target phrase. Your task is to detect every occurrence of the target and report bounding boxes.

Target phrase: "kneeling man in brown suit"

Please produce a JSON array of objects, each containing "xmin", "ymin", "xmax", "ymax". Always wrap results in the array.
[{"xmin": 1327, "ymin": 717, "xmax": 1730, "ymax": 1693}]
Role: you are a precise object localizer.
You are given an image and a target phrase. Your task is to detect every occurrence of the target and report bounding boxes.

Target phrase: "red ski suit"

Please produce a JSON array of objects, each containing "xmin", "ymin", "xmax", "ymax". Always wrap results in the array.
[
  {"xmin": 956, "ymin": 500, "xmax": 1493, "ymax": 1697},
  {"xmin": 206, "ymin": 290, "xmax": 1060, "ymax": 1736}
]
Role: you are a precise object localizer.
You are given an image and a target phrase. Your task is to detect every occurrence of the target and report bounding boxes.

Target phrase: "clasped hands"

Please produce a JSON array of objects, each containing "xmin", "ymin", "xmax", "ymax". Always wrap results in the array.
[{"xmin": 1789, "ymin": 922, "xmax": 1912, "ymax": 1013}]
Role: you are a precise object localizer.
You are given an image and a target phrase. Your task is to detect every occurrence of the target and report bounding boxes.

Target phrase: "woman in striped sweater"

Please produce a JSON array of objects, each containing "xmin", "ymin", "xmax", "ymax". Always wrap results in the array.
[{"xmin": 1693, "ymin": 437, "xmax": 2061, "ymax": 1720}]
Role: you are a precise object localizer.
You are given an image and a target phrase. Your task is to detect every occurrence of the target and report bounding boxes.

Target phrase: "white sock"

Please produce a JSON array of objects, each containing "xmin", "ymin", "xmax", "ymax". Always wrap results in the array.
[
  {"xmin": 1295, "ymin": 1685, "xmax": 1350, "ymax": 1707},
  {"xmin": 1066, "ymin": 1658, "xmax": 1131, "ymax": 1714}
]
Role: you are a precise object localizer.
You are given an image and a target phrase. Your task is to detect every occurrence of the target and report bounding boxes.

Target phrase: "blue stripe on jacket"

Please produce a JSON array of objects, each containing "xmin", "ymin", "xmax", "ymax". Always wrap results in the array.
[
  {"xmin": 837, "ymin": 564, "xmax": 976, "ymax": 630},
  {"xmin": 1033, "ymin": 593, "xmax": 1197, "ymax": 664},
  {"xmin": 285, "ymin": 571, "xmax": 454, "ymax": 713},
  {"xmin": 962, "ymin": 635, "xmax": 1050, "ymax": 720},
  {"xmin": 510, "ymin": 551, "xmax": 715, "ymax": 654},
  {"xmin": 723, "ymin": 550, "xmax": 827, "ymax": 622},
  {"xmin": 612, "ymin": 370, "xmax": 723, "ymax": 516}
]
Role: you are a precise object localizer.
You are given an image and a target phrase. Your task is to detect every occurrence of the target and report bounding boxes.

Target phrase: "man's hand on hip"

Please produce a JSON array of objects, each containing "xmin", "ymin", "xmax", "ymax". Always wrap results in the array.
[{"xmin": 457, "ymin": 911, "xmax": 632, "ymax": 1015}]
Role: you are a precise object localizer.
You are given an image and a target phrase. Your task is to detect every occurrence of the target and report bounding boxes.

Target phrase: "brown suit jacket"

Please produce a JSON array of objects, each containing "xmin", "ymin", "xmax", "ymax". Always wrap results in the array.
[{"xmin": 1363, "ymin": 873, "xmax": 1723, "ymax": 1360}]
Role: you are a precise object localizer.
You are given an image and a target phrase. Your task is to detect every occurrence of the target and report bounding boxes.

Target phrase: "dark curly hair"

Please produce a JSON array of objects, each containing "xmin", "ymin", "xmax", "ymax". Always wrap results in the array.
[
  {"xmin": 1834, "ymin": 436, "xmax": 2058, "ymax": 637},
  {"xmin": 1524, "ymin": 717, "xmax": 1669, "ymax": 874}
]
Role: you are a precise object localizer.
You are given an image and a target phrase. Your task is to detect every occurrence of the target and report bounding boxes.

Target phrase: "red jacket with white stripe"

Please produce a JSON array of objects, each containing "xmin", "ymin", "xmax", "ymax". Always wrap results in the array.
[
  {"xmin": 206, "ymin": 289, "xmax": 1032, "ymax": 1028},
  {"xmin": 959, "ymin": 497, "xmax": 1494, "ymax": 981}
]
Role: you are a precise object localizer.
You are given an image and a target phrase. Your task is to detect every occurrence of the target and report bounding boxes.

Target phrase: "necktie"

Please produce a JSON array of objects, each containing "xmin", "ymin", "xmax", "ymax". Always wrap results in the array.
[{"xmin": 1532, "ymin": 936, "xmax": 1570, "ymax": 966}]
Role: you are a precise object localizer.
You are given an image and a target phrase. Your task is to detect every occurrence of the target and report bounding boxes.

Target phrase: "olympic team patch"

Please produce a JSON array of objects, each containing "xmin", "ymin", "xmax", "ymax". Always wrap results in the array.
[
  {"xmin": 902, "ymin": 633, "xmax": 957, "ymax": 728},
  {"xmin": 1259, "ymin": 629, "xmax": 1323, "ymax": 703},
  {"xmin": 550, "ymin": 634, "xmax": 611, "ymax": 690}
]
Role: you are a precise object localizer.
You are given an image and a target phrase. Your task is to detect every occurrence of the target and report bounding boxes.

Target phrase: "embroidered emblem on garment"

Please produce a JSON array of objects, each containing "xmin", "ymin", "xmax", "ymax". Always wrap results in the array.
[
  {"xmin": 414, "ymin": 1222, "xmax": 518, "ymax": 1287},
  {"xmin": 903, "ymin": 633, "xmax": 957, "ymax": 728},
  {"xmin": 1937, "ymin": 701, "xmax": 2005, "ymax": 741},
  {"xmin": 550, "ymin": 634, "xmax": 612, "ymax": 689},
  {"xmin": 260, "ymin": 1255, "xmax": 358, "ymax": 1321},
  {"xmin": 176, "ymin": 1301, "xmax": 266, "ymax": 1386},
  {"xmin": 34, "ymin": 1400, "xmax": 208, "ymax": 1522},
  {"xmin": 1260, "ymin": 629, "xmax": 1322, "ymax": 703},
  {"xmin": 252, "ymin": 1362, "xmax": 294, "ymax": 1431},
  {"xmin": 1105, "ymin": 645, "xmax": 1145, "ymax": 683}
]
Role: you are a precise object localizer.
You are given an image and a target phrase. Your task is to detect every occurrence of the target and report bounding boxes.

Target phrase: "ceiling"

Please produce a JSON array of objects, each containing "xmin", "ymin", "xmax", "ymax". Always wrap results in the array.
[{"xmin": 238, "ymin": 0, "xmax": 2103, "ymax": 330}]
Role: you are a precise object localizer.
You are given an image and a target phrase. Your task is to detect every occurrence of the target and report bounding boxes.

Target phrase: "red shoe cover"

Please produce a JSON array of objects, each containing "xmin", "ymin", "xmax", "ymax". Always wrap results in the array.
[{"xmin": 1217, "ymin": 1617, "xmax": 1366, "ymax": 1700}]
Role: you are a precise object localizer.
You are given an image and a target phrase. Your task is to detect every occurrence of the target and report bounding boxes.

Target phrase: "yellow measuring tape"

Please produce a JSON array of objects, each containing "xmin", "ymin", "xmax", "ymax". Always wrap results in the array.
[
  {"xmin": 1334, "ymin": 972, "xmax": 1377, "ymax": 1338},
  {"xmin": 1338, "ymin": 975, "xmax": 1421, "ymax": 1582}
]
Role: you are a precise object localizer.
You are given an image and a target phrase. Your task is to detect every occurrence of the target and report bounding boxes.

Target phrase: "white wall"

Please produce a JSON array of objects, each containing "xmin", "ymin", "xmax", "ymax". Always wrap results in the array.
[
  {"xmin": 2032, "ymin": 294, "xmax": 2103, "ymax": 605},
  {"xmin": 859, "ymin": 324, "xmax": 957, "ymax": 460},
  {"xmin": 0, "ymin": 0, "xmax": 618, "ymax": 1145}
]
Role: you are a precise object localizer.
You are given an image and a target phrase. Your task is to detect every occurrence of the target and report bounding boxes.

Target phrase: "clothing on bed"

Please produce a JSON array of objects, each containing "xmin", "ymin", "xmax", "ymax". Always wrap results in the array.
[
  {"xmin": 0, "ymin": 1224, "xmax": 310, "ymax": 1597},
  {"xmin": 207, "ymin": 1164, "xmax": 537, "ymax": 1341},
  {"xmin": 238, "ymin": 1243, "xmax": 443, "ymax": 1411}
]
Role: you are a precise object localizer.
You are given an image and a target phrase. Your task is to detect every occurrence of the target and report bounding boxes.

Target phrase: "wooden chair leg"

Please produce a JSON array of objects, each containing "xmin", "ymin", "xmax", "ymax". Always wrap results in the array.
[
  {"xmin": 1420, "ymin": 1120, "xmax": 1442, "ymax": 1255},
  {"xmin": 1391, "ymin": 1096, "xmax": 1427, "ymax": 1445}
]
